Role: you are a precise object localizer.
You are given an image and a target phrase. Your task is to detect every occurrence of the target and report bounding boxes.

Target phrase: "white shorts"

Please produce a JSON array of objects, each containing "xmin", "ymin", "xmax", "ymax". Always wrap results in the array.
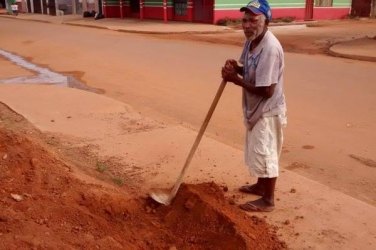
[{"xmin": 245, "ymin": 114, "xmax": 286, "ymax": 178}]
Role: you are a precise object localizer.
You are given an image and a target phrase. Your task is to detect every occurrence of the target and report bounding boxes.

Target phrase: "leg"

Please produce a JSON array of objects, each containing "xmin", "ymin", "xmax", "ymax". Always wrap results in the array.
[
  {"xmin": 262, "ymin": 177, "xmax": 277, "ymax": 206},
  {"xmin": 239, "ymin": 177, "xmax": 277, "ymax": 212},
  {"xmin": 240, "ymin": 116, "xmax": 282, "ymax": 212},
  {"xmin": 239, "ymin": 177, "xmax": 265, "ymax": 196}
]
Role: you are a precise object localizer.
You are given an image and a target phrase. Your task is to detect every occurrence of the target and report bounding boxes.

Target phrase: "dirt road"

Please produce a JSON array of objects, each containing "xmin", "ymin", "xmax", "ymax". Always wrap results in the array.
[
  {"xmin": 1, "ymin": 18, "xmax": 375, "ymax": 205},
  {"xmin": 152, "ymin": 19, "xmax": 376, "ymax": 55},
  {"xmin": 0, "ymin": 18, "xmax": 375, "ymax": 249}
]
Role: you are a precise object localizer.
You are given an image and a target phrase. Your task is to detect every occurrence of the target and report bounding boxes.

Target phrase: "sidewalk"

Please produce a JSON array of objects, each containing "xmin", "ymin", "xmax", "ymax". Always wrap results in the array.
[
  {"xmin": 329, "ymin": 37, "xmax": 376, "ymax": 62},
  {"xmin": 1, "ymin": 12, "xmax": 375, "ymax": 61},
  {"xmin": 0, "ymin": 13, "xmax": 234, "ymax": 34}
]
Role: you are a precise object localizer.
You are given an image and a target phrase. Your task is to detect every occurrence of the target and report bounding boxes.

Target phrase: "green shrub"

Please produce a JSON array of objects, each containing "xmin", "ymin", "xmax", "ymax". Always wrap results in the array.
[
  {"xmin": 112, "ymin": 177, "xmax": 124, "ymax": 186},
  {"xmin": 272, "ymin": 16, "xmax": 296, "ymax": 23}
]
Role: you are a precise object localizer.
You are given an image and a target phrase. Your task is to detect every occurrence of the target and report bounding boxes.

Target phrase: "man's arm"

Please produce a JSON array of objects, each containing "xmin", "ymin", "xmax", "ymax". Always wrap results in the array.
[
  {"xmin": 245, "ymin": 83, "xmax": 276, "ymax": 98},
  {"xmin": 222, "ymin": 65, "xmax": 276, "ymax": 98}
]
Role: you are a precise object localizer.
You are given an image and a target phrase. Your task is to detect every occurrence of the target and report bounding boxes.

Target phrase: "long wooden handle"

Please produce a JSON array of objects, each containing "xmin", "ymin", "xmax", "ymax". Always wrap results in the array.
[{"xmin": 168, "ymin": 80, "xmax": 227, "ymax": 202}]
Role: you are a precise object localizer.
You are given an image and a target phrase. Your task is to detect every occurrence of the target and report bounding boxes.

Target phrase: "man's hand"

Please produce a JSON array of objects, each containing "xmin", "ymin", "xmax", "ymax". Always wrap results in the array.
[
  {"xmin": 222, "ymin": 61, "xmax": 242, "ymax": 85},
  {"xmin": 225, "ymin": 59, "xmax": 242, "ymax": 75},
  {"xmin": 226, "ymin": 59, "xmax": 238, "ymax": 68}
]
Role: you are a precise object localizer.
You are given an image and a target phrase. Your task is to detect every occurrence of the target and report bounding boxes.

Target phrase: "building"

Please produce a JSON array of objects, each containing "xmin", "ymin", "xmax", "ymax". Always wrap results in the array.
[
  {"xmin": 102, "ymin": 0, "xmax": 354, "ymax": 23},
  {"xmin": 11, "ymin": 0, "xmax": 375, "ymax": 22},
  {"xmin": 351, "ymin": 0, "xmax": 376, "ymax": 17},
  {"xmin": 18, "ymin": 0, "xmax": 100, "ymax": 15}
]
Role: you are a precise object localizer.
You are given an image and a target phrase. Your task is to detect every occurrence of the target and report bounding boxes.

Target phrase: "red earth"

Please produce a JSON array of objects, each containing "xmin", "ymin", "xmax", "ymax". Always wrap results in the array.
[{"xmin": 0, "ymin": 104, "xmax": 286, "ymax": 249}]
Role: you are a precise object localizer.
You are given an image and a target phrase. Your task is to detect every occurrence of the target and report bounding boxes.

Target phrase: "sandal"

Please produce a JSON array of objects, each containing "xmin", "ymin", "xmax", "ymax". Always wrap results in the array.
[
  {"xmin": 239, "ymin": 184, "xmax": 264, "ymax": 196},
  {"xmin": 239, "ymin": 200, "xmax": 274, "ymax": 212}
]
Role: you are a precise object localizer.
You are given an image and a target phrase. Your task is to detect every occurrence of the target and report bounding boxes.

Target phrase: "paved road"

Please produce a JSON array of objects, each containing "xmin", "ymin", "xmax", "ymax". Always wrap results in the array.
[{"xmin": 1, "ymin": 18, "xmax": 375, "ymax": 206}]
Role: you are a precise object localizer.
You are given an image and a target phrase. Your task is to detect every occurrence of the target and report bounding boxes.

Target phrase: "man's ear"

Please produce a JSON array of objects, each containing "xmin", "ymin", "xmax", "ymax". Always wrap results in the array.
[{"xmin": 265, "ymin": 19, "xmax": 270, "ymax": 26}]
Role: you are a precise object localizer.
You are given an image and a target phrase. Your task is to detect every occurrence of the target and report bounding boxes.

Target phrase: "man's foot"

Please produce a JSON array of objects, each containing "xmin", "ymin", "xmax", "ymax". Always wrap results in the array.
[
  {"xmin": 238, "ymin": 198, "xmax": 274, "ymax": 212},
  {"xmin": 238, "ymin": 184, "xmax": 264, "ymax": 196}
]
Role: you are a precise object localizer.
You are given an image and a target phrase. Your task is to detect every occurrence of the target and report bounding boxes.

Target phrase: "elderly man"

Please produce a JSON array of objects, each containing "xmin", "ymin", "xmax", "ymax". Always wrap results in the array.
[{"xmin": 221, "ymin": 0, "xmax": 287, "ymax": 212}]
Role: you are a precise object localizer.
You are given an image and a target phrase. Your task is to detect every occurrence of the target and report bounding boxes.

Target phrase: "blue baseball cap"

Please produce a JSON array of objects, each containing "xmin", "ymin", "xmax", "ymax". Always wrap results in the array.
[{"xmin": 240, "ymin": 0, "xmax": 272, "ymax": 21}]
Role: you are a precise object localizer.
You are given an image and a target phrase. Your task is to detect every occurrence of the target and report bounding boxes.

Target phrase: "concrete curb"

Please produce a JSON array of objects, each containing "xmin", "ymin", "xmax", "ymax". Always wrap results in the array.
[
  {"xmin": 327, "ymin": 37, "xmax": 376, "ymax": 63},
  {"xmin": 0, "ymin": 14, "xmax": 50, "ymax": 23},
  {"xmin": 328, "ymin": 47, "xmax": 376, "ymax": 62},
  {"xmin": 0, "ymin": 14, "xmax": 235, "ymax": 35},
  {"xmin": 63, "ymin": 22, "xmax": 108, "ymax": 30},
  {"xmin": 64, "ymin": 22, "xmax": 236, "ymax": 35}
]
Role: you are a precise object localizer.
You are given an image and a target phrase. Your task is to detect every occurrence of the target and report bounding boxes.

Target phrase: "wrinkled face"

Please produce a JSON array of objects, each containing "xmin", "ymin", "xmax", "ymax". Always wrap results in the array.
[{"xmin": 242, "ymin": 12, "xmax": 266, "ymax": 41}]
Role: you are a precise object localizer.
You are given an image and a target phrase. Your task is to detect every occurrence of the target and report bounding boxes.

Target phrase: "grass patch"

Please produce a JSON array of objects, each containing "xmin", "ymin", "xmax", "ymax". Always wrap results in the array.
[
  {"xmin": 217, "ymin": 16, "xmax": 296, "ymax": 26},
  {"xmin": 96, "ymin": 162, "xmax": 107, "ymax": 173},
  {"xmin": 112, "ymin": 177, "xmax": 124, "ymax": 186},
  {"xmin": 216, "ymin": 17, "xmax": 242, "ymax": 26}
]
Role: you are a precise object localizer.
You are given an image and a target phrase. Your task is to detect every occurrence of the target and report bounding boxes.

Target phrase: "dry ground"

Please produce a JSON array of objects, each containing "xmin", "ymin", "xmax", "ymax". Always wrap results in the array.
[
  {"xmin": 0, "ymin": 103, "xmax": 286, "ymax": 249},
  {"xmin": 0, "ymin": 17, "xmax": 375, "ymax": 249},
  {"xmin": 151, "ymin": 19, "xmax": 376, "ymax": 55}
]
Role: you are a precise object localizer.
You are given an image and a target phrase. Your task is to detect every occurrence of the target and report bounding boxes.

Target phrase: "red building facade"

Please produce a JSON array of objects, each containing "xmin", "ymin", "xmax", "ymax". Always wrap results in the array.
[{"xmin": 102, "ymin": 0, "xmax": 353, "ymax": 24}]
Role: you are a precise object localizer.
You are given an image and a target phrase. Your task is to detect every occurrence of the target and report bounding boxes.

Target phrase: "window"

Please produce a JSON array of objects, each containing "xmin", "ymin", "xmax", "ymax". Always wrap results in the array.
[
  {"xmin": 175, "ymin": 0, "xmax": 187, "ymax": 16},
  {"xmin": 315, "ymin": 0, "xmax": 333, "ymax": 7},
  {"xmin": 130, "ymin": 0, "xmax": 140, "ymax": 13}
]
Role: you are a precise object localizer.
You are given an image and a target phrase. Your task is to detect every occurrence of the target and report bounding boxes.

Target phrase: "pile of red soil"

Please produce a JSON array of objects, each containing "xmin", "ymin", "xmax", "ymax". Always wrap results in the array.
[
  {"xmin": 0, "ymin": 110, "xmax": 286, "ymax": 249},
  {"xmin": 156, "ymin": 183, "xmax": 286, "ymax": 249}
]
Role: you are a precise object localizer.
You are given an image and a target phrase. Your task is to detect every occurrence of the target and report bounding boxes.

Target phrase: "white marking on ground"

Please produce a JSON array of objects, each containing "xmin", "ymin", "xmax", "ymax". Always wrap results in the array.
[{"xmin": 0, "ymin": 49, "xmax": 68, "ymax": 86}]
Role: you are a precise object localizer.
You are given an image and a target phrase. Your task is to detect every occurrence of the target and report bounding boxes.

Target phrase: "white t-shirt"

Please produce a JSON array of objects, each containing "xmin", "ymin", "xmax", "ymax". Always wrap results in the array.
[{"xmin": 239, "ymin": 30, "xmax": 286, "ymax": 129}]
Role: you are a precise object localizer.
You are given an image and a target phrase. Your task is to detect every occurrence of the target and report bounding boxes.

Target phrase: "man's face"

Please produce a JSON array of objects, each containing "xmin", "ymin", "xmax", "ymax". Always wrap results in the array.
[{"xmin": 242, "ymin": 12, "xmax": 266, "ymax": 41}]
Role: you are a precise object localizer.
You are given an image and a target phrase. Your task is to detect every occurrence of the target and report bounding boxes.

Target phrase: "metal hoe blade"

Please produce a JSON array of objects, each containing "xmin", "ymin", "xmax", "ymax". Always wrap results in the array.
[{"xmin": 149, "ymin": 190, "xmax": 171, "ymax": 206}]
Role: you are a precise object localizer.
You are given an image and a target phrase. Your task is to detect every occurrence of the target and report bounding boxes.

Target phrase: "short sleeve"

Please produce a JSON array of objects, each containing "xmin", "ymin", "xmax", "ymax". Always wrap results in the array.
[{"xmin": 255, "ymin": 47, "xmax": 281, "ymax": 87}]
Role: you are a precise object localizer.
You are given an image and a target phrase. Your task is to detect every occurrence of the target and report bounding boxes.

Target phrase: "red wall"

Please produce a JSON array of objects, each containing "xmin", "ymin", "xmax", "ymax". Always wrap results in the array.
[
  {"xmin": 214, "ymin": 7, "xmax": 351, "ymax": 23},
  {"xmin": 214, "ymin": 8, "xmax": 304, "ymax": 23},
  {"xmin": 104, "ymin": 6, "xmax": 121, "ymax": 18},
  {"xmin": 143, "ymin": 6, "xmax": 174, "ymax": 20},
  {"xmin": 313, "ymin": 8, "xmax": 350, "ymax": 19},
  {"xmin": 105, "ymin": 6, "xmax": 350, "ymax": 22},
  {"xmin": 105, "ymin": 6, "xmax": 186, "ymax": 21}
]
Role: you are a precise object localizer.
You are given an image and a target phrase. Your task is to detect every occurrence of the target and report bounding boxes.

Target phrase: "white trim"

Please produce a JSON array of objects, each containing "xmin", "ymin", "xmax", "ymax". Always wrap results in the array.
[
  {"xmin": 215, "ymin": 7, "xmax": 303, "ymax": 11},
  {"xmin": 215, "ymin": 6, "xmax": 350, "ymax": 11},
  {"xmin": 142, "ymin": 6, "xmax": 173, "ymax": 8},
  {"xmin": 30, "ymin": 0, "xmax": 34, "ymax": 12},
  {"xmin": 314, "ymin": 7, "xmax": 350, "ymax": 9},
  {"xmin": 215, "ymin": 3, "xmax": 304, "ymax": 7},
  {"xmin": 55, "ymin": 0, "xmax": 59, "ymax": 14}
]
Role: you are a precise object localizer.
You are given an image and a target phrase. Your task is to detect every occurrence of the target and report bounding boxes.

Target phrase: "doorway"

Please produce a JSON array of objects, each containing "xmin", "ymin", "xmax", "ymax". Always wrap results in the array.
[
  {"xmin": 193, "ymin": 0, "xmax": 213, "ymax": 23},
  {"xmin": 33, "ymin": 0, "xmax": 42, "ymax": 13},
  {"xmin": 42, "ymin": 0, "xmax": 47, "ymax": 13},
  {"xmin": 48, "ymin": 0, "xmax": 56, "ymax": 15},
  {"xmin": 129, "ymin": 0, "xmax": 139, "ymax": 17},
  {"xmin": 351, "ymin": 0, "xmax": 371, "ymax": 17},
  {"xmin": 26, "ymin": 0, "xmax": 31, "ymax": 12},
  {"xmin": 174, "ymin": 0, "xmax": 187, "ymax": 20}
]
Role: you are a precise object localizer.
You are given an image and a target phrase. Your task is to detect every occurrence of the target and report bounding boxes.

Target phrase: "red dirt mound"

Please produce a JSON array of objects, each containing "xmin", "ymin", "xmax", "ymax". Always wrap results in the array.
[
  {"xmin": 154, "ymin": 182, "xmax": 287, "ymax": 249},
  {"xmin": 0, "ymin": 105, "xmax": 286, "ymax": 249}
]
